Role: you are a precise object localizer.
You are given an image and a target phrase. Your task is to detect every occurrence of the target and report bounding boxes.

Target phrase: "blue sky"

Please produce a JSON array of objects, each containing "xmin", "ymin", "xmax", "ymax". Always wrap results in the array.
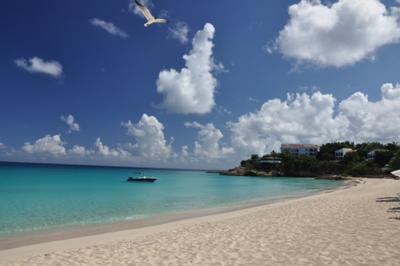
[{"xmin": 1, "ymin": 0, "xmax": 400, "ymax": 169}]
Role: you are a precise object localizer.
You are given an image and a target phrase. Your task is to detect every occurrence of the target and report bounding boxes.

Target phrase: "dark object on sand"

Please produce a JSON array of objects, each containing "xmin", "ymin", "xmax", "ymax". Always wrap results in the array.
[{"xmin": 376, "ymin": 196, "xmax": 400, "ymax": 203}]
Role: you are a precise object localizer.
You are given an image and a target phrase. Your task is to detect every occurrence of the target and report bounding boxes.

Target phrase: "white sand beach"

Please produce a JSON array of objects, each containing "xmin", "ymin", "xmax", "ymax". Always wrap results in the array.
[{"xmin": 1, "ymin": 178, "xmax": 399, "ymax": 265}]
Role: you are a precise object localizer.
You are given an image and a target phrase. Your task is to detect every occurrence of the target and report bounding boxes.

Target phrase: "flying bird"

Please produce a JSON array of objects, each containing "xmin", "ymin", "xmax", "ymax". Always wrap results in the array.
[{"xmin": 134, "ymin": 0, "xmax": 168, "ymax": 27}]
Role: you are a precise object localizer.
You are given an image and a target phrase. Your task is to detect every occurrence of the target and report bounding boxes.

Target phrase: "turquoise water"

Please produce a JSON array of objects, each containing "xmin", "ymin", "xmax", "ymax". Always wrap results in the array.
[{"xmin": 0, "ymin": 162, "xmax": 342, "ymax": 234}]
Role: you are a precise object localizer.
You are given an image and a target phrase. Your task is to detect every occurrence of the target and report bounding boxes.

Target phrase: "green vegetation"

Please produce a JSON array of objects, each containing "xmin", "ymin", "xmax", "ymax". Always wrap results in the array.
[
  {"xmin": 239, "ymin": 142, "xmax": 400, "ymax": 177},
  {"xmin": 281, "ymin": 154, "xmax": 344, "ymax": 177},
  {"xmin": 389, "ymin": 151, "xmax": 400, "ymax": 170}
]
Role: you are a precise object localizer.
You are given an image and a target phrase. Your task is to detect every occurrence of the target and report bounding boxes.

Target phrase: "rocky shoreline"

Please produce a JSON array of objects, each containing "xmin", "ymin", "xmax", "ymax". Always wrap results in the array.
[
  {"xmin": 218, "ymin": 167, "xmax": 397, "ymax": 180},
  {"xmin": 218, "ymin": 167, "xmax": 281, "ymax": 177}
]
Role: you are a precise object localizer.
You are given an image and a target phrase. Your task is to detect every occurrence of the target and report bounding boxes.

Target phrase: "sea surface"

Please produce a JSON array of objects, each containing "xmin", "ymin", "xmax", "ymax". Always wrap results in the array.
[{"xmin": 0, "ymin": 162, "xmax": 342, "ymax": 235}]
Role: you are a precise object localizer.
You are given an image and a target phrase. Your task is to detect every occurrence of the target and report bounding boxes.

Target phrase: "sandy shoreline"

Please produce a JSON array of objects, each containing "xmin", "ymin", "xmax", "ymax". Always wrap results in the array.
[
  {"xmin": 0, "ymin": 183, "xmax": 342, "ymax": 251},
  {"xmin": 1, "ymin": 178, "xmax": 399, "ymax": 265}
]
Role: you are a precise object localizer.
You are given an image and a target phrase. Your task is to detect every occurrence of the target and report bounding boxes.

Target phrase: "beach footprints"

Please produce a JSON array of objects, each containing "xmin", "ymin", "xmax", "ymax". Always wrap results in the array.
[{"xmin": 376, "ymin": 194, "xmax": 400, "ymax": 220}]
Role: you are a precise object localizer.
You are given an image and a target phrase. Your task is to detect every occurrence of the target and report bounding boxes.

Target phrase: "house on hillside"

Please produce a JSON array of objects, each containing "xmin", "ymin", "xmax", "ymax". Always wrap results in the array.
[
  {"xmin": 281, "ymin": 144, "xmax": 320, "ymax": 156},
  {"xmin": 335, "ymin": 148, "xmax": 354, "ymax": 161},
  {"xmin": 367, "ymin": 149, "xmax": 389, "ymax": 161}
]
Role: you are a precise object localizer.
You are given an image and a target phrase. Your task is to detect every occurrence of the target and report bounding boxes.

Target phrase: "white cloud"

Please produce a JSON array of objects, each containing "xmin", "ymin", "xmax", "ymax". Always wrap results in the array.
[
  {"xmin": 22, "ymin": 135, "xmax": 66, "ymax": 156},
  {"xmin": 168, "ymin": 22, "xmax": 190, "ymax": 44},
  {"xmin": 274, "ymin": 0, "xmax": 400, "ymax": 67},
  {"xmin": 181, "ymin": 145, "xmax": 189, "ymax": 158},
  {"xmin": 338, "ymin": 83, "xmax": 400, "ymax": 142},
  {"xmin": 95, "ymin": 138, "xmax": 131, "ymax": 159},
  {"xmin": 0, "ymin": 143, "xmax": 5, "ymax": 149},
  {"xmin": 185, "ymin": 122, "xmax": 234, "ymax": 160},
  {"xmin": 69, "ymin": 145, "xmax": 93, "ymax": 156},
  {"xmin": 228, "ymin": 92, "xmax": 346, "ymax": 156},
  {"xmin": 90, "ymin": 18, "xmax": 128, "ymax": 38},
  {"xmin": 122, "ymin": 114, "xmax": 172, "ymax": 160},
  {"xmin": 8, "ymin": 83, "xmax": 400, "ymax": 169},
  {"xmin": 14, "ymin": 57, "xmax": 63, "ymax": 78},
  {"xmin": 228, "ymin": 83, "xmax": 400, "ymax": 157},
  {"xmin": 156, "ymin": 23, "xmax": 219, "ymax": 114},
  {"xmin": 393, "ymin": 8, "xmax": 400, "ymax": 19},
  {"xmin": 21, "ymin": 135, "xmax": 129, "ymax": 161},
  {"xmin": 381, "ymin": 82, "xmax": 400, "ymax": 100},
  {"xmin": 61, "ymin": 114, "xmax": 80, "ymax": 133}
]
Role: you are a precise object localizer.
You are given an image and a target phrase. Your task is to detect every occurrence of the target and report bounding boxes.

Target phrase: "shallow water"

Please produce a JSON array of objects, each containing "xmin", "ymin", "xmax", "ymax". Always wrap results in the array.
[{"xmin": 0, "ymin": 162, "xmax": 342, "ymax": 234}]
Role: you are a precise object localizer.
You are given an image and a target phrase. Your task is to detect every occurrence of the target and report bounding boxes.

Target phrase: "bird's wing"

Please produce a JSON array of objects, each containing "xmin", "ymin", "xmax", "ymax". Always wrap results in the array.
[
  {"xmin": 135, "ymin": 0, "xmax": 155, "ymax": 21},
  {"xmin": 154, "ymin": 18, "xmax": 168, "ymax": 24}
]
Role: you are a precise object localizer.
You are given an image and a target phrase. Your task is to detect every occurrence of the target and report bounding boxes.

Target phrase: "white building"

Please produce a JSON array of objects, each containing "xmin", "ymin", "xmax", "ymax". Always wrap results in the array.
[
  {"xmin": 335, "ymin": 148, "xmax": 354, "ymax": 160},
  {"xmin": 281, "ymin": 144, "xmax": 320, "ymax": 156}
]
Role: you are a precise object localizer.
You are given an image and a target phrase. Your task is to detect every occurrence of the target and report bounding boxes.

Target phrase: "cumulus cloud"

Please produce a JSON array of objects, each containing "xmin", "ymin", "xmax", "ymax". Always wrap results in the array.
[
  {"xmin": 95, "ymin": 138, "xmax": 131, "ymax": 158},
  {"xmin": 338, "ymin": 83, "xmax": 400, "ymax": 142},
  {"xmin": 185, "ymin": 122, "xmax": 234, "ymax": 160},
  {"xmin": 168, "ymin": 22, "xmax": 190, "ymax": 44},
  {"xmin": 157, "ymin": 23, "xmax": 219, "ymax": 114},
  {"xmin": 69, "ymin": 145, "xmax": 93, "ymax": 156},
  {"xmin": 381, "ymin": 82, "xmax": 400, "ymax": 100},
  {"xmin": 22, "ymin": 135, "xmax": 66, "ymax": 156},
  {"xmin": 122, "ymin": 114, "xmax": 172, "ymax": 160},
  {"xmin": 61, "ymin": 115, "xmax": 80, "ymax": 133},
  {"xmin": 90, "ymin": 18, "xmax": 128, "ymax": 38},
  {"xmin": 14, "ymin": 57, "xmax": 63, "ymax": 78},
  {"xmin": 229, "ymin": 92, "xmax": 346, "ymax": 156},
  {"xmin": 228, "ymin": 83, "xmax": 400, "ymax": 157},
  {"xmin": 180, "ymin": 145, "xmax": 189, "ymax": 158},
  {"xmin": 274, "ymin": 0, "xmax": 400, "ymax": 67},
  {"xmin": 392, "ymin": 0, "xmax": 400, "ymax": 18},
  {"xmin": 21, "ymin": 135, "xmax": 129, "ymax": 161}
]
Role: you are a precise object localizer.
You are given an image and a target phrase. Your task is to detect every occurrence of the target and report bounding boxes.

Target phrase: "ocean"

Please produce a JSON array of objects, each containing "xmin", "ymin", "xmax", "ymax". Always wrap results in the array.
[{"xmin": 0, "ymin": 162, "xmax": 342, "ymax": 235}]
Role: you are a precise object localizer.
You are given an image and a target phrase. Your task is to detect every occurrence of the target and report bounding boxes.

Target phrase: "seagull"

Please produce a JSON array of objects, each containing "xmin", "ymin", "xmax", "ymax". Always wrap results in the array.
[{"xmin": 134, "ymin": 0, "xmax": 168, "ymax": 27}]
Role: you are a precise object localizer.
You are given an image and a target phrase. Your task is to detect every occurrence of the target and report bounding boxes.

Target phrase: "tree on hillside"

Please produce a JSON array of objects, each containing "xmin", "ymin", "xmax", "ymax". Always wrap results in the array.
[
  {"xmin": 342, "ymin": 152, "xmax": 361, "ymax": 166},
  {"xmin": 271, "ymin": 150, "xmax": 278, "ymax": 158},
  {"xmin": 251, "ymin": 154, "xmax": 259, "ymax": 161},
  {"xmin": 344, "ymin": 161, "xmax": 382, "ymax": 177},
  {"xmin": 355, "ymin": 142, "xmax": 386, "ymax": 158},
  {"xmin": 374, "ymin": 151, "xmax": 394, "ymax": 167},
  {"xmin": 385, "ymin": 142, "xmax": 400, "ymax": 153},
  {"xmin": 241, "ymin": 159, "xmax": 254, "ymax": 169},
  {"xmin": 389, "ymin": 151, "xmax": 400, "ymax": 171}
]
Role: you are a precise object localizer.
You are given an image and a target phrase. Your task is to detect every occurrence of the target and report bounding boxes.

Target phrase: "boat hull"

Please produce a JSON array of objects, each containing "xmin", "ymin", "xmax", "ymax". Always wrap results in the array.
[{"xmin": 127, "ymin": 177, "xmax": 157, "ymax": 183}]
